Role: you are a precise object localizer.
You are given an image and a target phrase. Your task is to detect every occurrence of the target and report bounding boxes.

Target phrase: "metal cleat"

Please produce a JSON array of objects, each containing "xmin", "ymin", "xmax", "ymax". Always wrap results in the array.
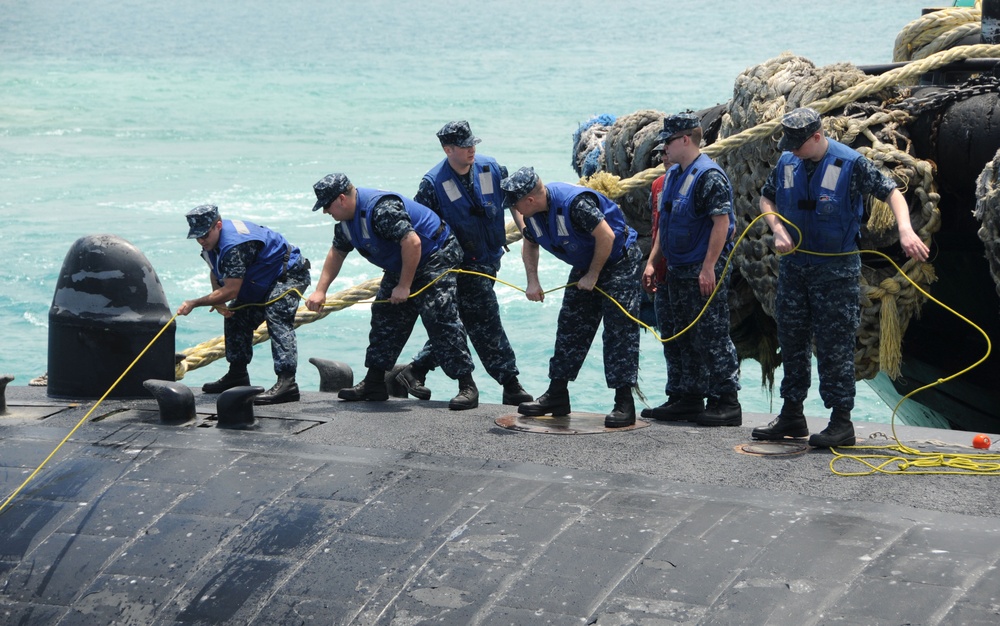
[
  {"xmin": 142, "ymin": 379, "xmax": 196, "ymax": 424},
  {"xmin": 216, "ymin": 386, "xmax": 264, "ymax": 428},
  {"xmin": 308, "ymin": 357, "xmax": 354, "ymax": 392}
]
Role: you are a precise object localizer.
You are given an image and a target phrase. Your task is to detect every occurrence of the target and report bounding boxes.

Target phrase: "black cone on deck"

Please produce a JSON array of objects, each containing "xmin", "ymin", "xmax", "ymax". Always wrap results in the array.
[{"xmin": 48, "ymin": 234, "xmax": 176, "ymax": 398}]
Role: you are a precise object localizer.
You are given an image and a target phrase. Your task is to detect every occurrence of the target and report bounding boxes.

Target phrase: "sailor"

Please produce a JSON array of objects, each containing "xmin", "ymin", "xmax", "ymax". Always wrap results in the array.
[
  {"xmin": 177, "ymin": 204, "xmax": 311, "ymax": 405},
  {"xmin": 642, "ymin": 112, "xmax": 742, "ymax": 426},
  {"xmin": 304, "ymin": 173, "xmax": 480, "ymax": 410},
  {"xmin": 640, "ymin": 139, "xmax": 680, "ymax": 421},
  {"xmin": 501, "ymin": 166, "xmax": 641, "ymax": 428},
  {"xmin": 395, "ymin": 121, "xmax": 532, "ymax": 406},
  {"xmin": 756, "ymin": 107, "xmax": 930, "ymax": 447}
]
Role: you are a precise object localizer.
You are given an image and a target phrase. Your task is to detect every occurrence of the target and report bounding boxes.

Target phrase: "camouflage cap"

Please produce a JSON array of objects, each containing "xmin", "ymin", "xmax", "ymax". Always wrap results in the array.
[
  {"xmin": 186, "ymin": 204, "xmax": 220, "ymax": 239},
  {"xmin": 778, "ymin": 107, "xmax": 823, "ymax": 151},
  {"xmin": 500, "ymin": 166, "xmax": 539, "ymax": 205},
  {"xmin": 312, "ymin": 173, "xmax": 351, "ymax": 211},
  {"xmin": 436, "ymin": 120, "xmax": 481, "ymax": 148},
  {"xmin": 658, "ymin": 112, "xmax": 701, "ymax": 142}
]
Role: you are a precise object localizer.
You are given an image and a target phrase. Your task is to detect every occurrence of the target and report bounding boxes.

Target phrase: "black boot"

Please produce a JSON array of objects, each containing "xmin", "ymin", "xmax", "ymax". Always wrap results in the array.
[
  {"xmin": 646, "ymin": 394, "xmax": 704, "ymax": 422},
  {"xmin": 254, "ymin": 373, "xmax": 300, "ymax": 405},
  {"xmin": 751, "ymin": 400, "xmax": 808, "ymax": 440},
  {"xmin": 339, "ymin": 368, "xmax": 389, "ymax": 401},
  {"xmin": 501, "ymin": 376, "xmax": 533, "ymax": 405},
  {"xmin": 640, "ymin": 396, "xmax": 677, "ymax": 419},
  {"xmin": 396, "ymin": 363, "xmax": 431, "ymax": 400},
  {"xmin": 202, "ymin": 364, "xmax": 250, "ymax": 393},
  {"xmin": 605, "ymin": 387, "xmax": 636, "ymax": 428},
  {"xmin": 698, "ymin": 391, "xmax": 742, "ymax": 427},
  {"xmin": 808, "ymin": 408, "xmax": 856, "ymax": 447},
  {"xmin": 449, "ymin": 375, "xmax": 479, "ymax": 411},
  {"xmin": 518, "ymin": 379, "xmax": 570, "ymax": 416}
]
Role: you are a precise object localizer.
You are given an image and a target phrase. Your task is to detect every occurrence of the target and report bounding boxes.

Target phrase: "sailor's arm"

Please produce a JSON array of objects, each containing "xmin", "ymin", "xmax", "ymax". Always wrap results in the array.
[
  {"xmin": 887, "ymin": 188, "xmax": 930, "ymax": 261},
  {"xmin": 391, "ymin": 232, "xmax": 421, "ymax": 304},
  {"xmin": 305, "ymin": 247, "xmax": 347, "ymax": 312},
  {"xmin": 578, "ymin": 219, "xmax": 613, "ymax": 291},
  {"xmin": 642, "ymin": 230, "xmax": 661, "ymax": 293},
  {"xmin": 177, "ymin": 276, "xmax": 241, "ymax": 316},
  {"xmin": 699, "ymin": 215, "xmax": 729, "ymax": 297},
  {"xmin": 522, "ymin": 238, "xmax": 544, "ymax": 302},
  {"xmin": 760, "ymin": 195, "xmax": 794, "ymax": 253}
]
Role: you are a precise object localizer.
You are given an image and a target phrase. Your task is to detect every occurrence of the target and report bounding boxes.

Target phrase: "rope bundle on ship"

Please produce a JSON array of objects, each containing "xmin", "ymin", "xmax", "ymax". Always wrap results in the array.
[
  {"xmin": 570, "ymin": 2, "xmax": 1000, "ymax": 394},
  {"xmin": 175, "ymin": 3, "xmax": 1000, "ymax": 396}
]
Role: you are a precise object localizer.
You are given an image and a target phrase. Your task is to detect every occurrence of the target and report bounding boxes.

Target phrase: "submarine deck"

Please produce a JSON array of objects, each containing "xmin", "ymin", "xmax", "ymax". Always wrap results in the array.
[{"xmin": 2, "ymin": 384, "xmax": 1000, "ymax": 625}]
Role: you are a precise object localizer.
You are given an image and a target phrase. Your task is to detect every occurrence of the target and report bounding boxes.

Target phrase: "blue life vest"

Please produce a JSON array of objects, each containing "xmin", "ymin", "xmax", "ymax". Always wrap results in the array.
[
  {"xmin": 205, "ymin": 219, "xmax": 300, "ymax": 303},
  {"xmin": 775, "ymin": 139, "xmax": 863, "ymax": 266},
  {"xmin": 424, "ymin": 155, "xmax": 506, "ymax": 264},
  {"xmin": 658, "ymin": 153, "xmax": 735, "ymax": 267},
  {"xmin": 525, "ymin": 182, "xmax": 636, "ymax": 272},
  {"xmin": 343, "ymin": 188, "xmax": 450, "ymax": 273}
]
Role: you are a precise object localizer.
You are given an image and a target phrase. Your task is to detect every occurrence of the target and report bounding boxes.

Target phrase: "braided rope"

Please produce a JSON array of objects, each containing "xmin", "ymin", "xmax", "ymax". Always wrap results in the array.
[
  {"xmin": 579, "ymin": 43, "xmax": 1000, "ymax": 204},
  {"xmin": 893, "ymin": 5, "xmax": 982, "ymax": 62},
  {"xmin": 974, "ymin": 148, "xmax": 1000, "ymax": 300}
]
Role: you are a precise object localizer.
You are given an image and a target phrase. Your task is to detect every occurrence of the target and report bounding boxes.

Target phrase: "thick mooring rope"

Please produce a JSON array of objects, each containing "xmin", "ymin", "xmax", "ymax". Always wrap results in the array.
[{"xmin": 975, "ymin": 147, "xmax": 1000, "ymax": 300}]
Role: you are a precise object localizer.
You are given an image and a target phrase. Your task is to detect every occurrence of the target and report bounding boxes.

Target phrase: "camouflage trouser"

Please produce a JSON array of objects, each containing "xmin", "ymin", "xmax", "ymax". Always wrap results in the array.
[
  {"xmin": 665, "ymin": 260, "xmax": 740, "ymax": 397},
  {"xmin": 776, "ymin": 258, "xmax": 860, "ymax": 411},
  {"xmin": 411, "ymin": 260, "xmax": 519, "ymax": 385},
  {"xmin": 549, "ymin": 244, "xmax": 641, "ymax": 389},
  {"xmin": 225, "ymin": 259, "xmax": 311, "ymax": 375},
  {"xmin": 653, "ymin": 276, "xmax": 682, "ymax": 396},
  {"xmin": 366, "ymin": 236, "xmax": 474, "ymax": 379}
]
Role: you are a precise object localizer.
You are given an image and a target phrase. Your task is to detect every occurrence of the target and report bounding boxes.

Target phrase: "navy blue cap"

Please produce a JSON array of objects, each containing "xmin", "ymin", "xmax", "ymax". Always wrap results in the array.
[
  {"xmin": 186, "ymin": 204, "xmax": 220, "ymax": 239},
  {"xmin": 312, "ymin": 173, "xmax": 351, "ymax": 211},
  {"xmin": 657, "ymin": 112, "xmax": 701, "ymax": 142},
  {"xmin": 500, "ymin": 166, "xmax": 539, "ymax": 205},
  {"xmin": 778, "ymin": 107, "xmax": 823, "ymax": 151},
  {"xmin": 436, "ymin": 121, "xmax": 481, "ymax": 148}
]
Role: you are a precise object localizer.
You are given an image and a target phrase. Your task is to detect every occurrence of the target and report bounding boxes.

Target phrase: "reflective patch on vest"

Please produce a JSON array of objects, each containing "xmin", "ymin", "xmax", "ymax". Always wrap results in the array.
[
  {"xmin": 231, "ymin": 219, "xmax": 251, "ymax": 235},
  {"xmin": 342, "ymin": 224, "xmax": 352, "ymax": 243},
  {"xmin": 783, "ymin": 164, "xmax": 795, "ymax": 189},
  {"xmin": 442, "ymin": 179, "xmax": 462, "ymax": 202},
  {"xmin": 820, "ymin": 163, "xmax": 842, "ymax": 191},
  {"xmin": 478, "ymin": 169, "xmax": 494, "ymax": 195},
  {"xmin": 556, "ymin": 214, "xmax": 569, "ymax": 237},
  {"xmin": 528, "ymin": 216, "xmax": 543, "ymax": 238},
  {"xmin": 360, "ymin": 218, "xmax": 371, "ymax": 240},
  {"xmin": 679, "ymin": 172, "xmax": 695, "ymax": 196}
]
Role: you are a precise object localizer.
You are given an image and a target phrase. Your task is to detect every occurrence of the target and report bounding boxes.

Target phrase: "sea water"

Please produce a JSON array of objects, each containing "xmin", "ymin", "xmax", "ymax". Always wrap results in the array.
[{"xmin": 0, "ymin": 0, "xmax": 931, "ymax": 420}]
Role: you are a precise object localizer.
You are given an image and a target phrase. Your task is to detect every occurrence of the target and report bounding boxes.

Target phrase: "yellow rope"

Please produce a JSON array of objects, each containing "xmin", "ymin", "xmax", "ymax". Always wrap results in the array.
[{"xmin": 0, "ymin": 315, "xmax": 180, "ymax": 516}]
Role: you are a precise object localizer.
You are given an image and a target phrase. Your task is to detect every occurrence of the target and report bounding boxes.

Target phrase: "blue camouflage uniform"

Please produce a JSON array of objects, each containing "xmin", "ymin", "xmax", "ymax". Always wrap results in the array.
[
  {"xmin": 200, "ymin": 216, "xmax": 310, "ymax": 376},
  {"xmin": 520, "ymin": 182, "xmax": 641, "ymax": 389},
  {"xmin": 331, "ymin": 192, "xmax": 475, "ymax": 379},
  {"xmin": 762, "ymin": 113, "xmax": 898, "ymax": 412},
  {"xmin": 658, "ymin": 154, "xmax": 741, "ymax": 399},
  {"xmin": 409, "ymin": 151, "xmax": 520, "ymax": 385}
]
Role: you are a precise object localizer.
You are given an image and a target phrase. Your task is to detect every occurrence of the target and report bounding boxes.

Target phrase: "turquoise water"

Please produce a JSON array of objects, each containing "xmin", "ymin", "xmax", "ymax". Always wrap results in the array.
[{"xmin": 0, "ymin": 0, "xmax": 929, "ymax": 419}]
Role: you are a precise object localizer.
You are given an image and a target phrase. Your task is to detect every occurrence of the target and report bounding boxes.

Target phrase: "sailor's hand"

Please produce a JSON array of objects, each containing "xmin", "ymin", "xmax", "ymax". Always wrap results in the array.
[
  {"xmin": 698, "ymin": 266, "xmax": 716, "ymax": 298},
  {"xmin": 215, "ymin": 305, "xmax": 233, "ymax": 318},
  {"xmin": 641, "ymin": 264, "xmax": 656, "ymax": 293},
  {"xmin": 389, "ymin": 285, "xmax": 409, "ymax": 304},
  {"xmin": 901, "ymin": 230, "xmax": 930, "ymax": 262},
  {"xmin": 305, "ymin": 291, "xmax": 326, "ymax": 312},
  {"xmin": 577, "ymin": 273, "xmax": 598, "ymax": 292},
  {"xmin": 177, "ymin": 301, "xmax": 195, "ymax": 316},
  {"xmin": 526, "ymin": 283, "xmax": 544, "ymax": 302},
  {"xmin": 773, "ymin": 228, "xmax": 795, "ymax": 254}
]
